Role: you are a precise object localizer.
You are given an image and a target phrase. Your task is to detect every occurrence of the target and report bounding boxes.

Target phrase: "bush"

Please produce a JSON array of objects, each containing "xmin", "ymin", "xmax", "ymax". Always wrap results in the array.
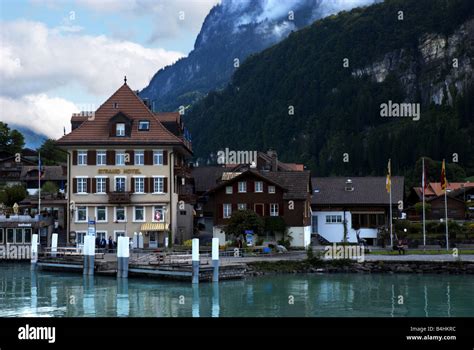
[
  {"xmin": 277, "ymin": 238, "xmax": 292, "ymax": 249},
  {"xmin": 2, "ymin": 185, "xmax": 27, "ymax": 207},
  {"xmin": 0, "ymin": 190, "xmax": 7, "ymax": 206},
  {"xmin": 183, "ymin": 239, "xmax": 192, "ymax": 247},
  {"xmin": 224, "ymin": 210, "xmax": 264, "ymax": 238},
  {"xmin": 306, "ymin": 246, "xmax": 314, "ymax": 260},
  {"xmin": 41, "ymin": 181, "xmax": 58, "ymax": 194}
]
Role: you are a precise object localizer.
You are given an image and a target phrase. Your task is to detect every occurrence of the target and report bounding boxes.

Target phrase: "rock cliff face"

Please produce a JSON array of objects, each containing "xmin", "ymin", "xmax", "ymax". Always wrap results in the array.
[
  {"xmin": 139, "ymin": 0, "xmax": 378, "ymax": 111},
  {"xmin": 352, "ymin": 19, "xmax": 474, "ymax": 105}
]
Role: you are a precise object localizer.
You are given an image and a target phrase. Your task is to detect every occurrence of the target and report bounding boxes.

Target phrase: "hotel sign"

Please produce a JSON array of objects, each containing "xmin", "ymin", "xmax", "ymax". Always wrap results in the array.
[{"xmin": 98, "ymin": 169, "xmax": 142, "ymax": 174}]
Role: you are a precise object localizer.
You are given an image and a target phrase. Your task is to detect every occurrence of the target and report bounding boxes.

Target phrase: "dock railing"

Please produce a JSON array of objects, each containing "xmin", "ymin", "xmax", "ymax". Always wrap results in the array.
[{"xmin": 40, "ymin": 247, "xmax": 105, "ymax": 259}]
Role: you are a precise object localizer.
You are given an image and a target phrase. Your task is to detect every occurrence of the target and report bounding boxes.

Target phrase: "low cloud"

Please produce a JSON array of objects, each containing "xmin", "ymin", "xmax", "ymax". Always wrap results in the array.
[
  {"xmin": 0, "ymin": 20, "xmax": 184, "ymax": 98},
  {"xmin": 0, "ymin": 19, "xmax": 185, "ymax": 139},
  {"xmin": 74, "ymin": 0, "xmax": 220, "ymax": 43},
  {"xmin": 0, "ymin": 94, "xmax": 78, "ymax": 139}
]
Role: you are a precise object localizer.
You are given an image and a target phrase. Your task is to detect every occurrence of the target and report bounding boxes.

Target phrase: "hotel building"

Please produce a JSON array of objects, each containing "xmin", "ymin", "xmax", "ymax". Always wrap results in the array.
[{"xmin": 56, "ymin": 79, "xmax": 193, "ymax": 247}]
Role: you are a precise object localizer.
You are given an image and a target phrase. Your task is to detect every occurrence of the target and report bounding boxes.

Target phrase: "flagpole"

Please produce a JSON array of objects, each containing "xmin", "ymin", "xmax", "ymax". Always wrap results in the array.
[
  {"xmin": 38, "ymin": 152, "xmax": 41, "ymax": 215},
  {"xmin": 389, "ymin": 159, "xmax": 393, "ymax": 248},
  {"xmin": 422, "ymin": 157, "xmax": 426, "ymax": 247},
  {"xmin": 445, "ymin": 186, "xmax": 449, "ymax": 251}
]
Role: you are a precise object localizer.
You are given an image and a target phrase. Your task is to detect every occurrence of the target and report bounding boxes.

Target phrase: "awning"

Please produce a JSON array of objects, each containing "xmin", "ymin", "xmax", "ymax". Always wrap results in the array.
[{"xmin": 140, "ymin": 223, "xmax": 169, "ymax": 231}]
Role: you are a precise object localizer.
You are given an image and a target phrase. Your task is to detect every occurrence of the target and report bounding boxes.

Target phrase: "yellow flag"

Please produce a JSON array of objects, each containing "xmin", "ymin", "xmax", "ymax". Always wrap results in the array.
[
  {"xmin": 386, "ymin": 159, "xmax": 391, "ymax": 193},
  {"xmin": 441, "ymin": 159, "xmax": 447, "ymax": 191}
]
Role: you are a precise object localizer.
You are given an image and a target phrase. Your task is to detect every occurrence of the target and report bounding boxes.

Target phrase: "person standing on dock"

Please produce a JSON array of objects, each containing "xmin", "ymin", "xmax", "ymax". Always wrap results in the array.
[{"xmin": 108, "ymin": 236, "xmax": 113, "ymax": 252}]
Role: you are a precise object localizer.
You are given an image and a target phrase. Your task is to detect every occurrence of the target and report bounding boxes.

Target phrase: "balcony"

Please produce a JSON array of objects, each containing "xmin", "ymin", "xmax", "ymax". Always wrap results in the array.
[{"xmin": 108, "ymin": 191, "xmax": 132, "ymax": 204}]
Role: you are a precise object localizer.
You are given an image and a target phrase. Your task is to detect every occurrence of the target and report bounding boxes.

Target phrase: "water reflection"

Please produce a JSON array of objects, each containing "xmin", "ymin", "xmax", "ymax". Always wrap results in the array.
[
  {"xmin": 0, "ymin": 264, "xmax": 472, "ymax": 317},
  {"xmin": 212, "ymin": 283, "xmax": 220, "ymax": 318},
  {"xmin": 83, "ymin": 275, "xmax": 95, "ymax": 316},
  {"xmin": 117, "ymin": 279, "xmax": 129, "ymax": 317},
  {"xmin": 192, "ymin": 284, "xmax": 199, "ymax": 318}
]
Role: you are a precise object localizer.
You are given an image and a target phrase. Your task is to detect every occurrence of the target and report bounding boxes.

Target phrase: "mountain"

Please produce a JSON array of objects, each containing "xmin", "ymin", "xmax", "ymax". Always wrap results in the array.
[
  {"xmin": 139, "ymin": 0, "xmax": 378, "ymax": 111},
  {"xmin": 185, "ymin": 0, "xmax": 474, "ymax": 182},
  {"xmin": 11, "ymin": 124, "xmax": 47, "ymax": 149}
]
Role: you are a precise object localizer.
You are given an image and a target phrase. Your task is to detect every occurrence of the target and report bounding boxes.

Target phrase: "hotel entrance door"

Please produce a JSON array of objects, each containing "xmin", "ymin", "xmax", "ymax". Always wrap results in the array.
[{"xmin": 149, "ymin": 232, "xmax": 158, "ymax": 248}]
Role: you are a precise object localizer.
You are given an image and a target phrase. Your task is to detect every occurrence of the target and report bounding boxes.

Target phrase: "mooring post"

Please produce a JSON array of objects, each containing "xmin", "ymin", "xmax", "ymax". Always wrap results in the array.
[
  {"xmin": 83, "ymin": 235, "xmax": 89, "ymax": 275},
  {"xmin": 212, "ymin": 237, "xmax": 219, "ymax": 283},
  {"xmin": 31, "ymin": 234, "xmax": 38, "ymax": 267},
  {"xmin": 89, "ymin": 235, "xmax": 95, "ymax": 275},
  {"xmin": 51, "ymin": 233, "xmax": 58, "ymax": 258},
  {"xmin": 83, "ymin": 236, "xmax": 95, "ymax": 276},
  {"xmin": 117, "ymin": 236, "xmax": 129, "ymax": 278},
  {"xmin": 192, "ymin": 238, "xmax": 199, "ymax": 284}
]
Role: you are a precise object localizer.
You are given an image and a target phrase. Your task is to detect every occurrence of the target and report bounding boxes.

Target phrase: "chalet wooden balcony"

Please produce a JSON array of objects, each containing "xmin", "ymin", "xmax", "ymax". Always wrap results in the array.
[{"xmin": 108, "ymin": 191, "xmax": 132, "ymax": 204}]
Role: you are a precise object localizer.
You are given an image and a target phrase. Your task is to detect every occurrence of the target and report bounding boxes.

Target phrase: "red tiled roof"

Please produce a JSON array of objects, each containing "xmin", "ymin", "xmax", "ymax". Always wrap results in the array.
[
  {"xmin": 57, "ymin": 83, "xmax": 190, "ymax": 151},
  {"xmin": 414, "ymin": 182, "xmax": 474, "ymax": 197},
  {"xmin": 154, "ymin": 112, "xmax": 181, "ymax": 123}
]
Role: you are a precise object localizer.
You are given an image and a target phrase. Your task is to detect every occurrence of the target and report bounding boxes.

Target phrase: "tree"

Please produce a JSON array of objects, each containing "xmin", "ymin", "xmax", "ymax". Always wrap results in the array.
[
  {"xmin": 264, "ymin": 216, "xmax": 287, "ymax": 237},
  {"xmin": 224, "ymin": 210, "xmax": 264, "ymax": 238},
  {"xmin": 38, "ymin": 139, "xmax": 67, "ymax": 165},
  {"xmin": 0, "ymin": 122, "xmax": 25, "ymax": 155},
  {"xmin": 41, "ymin": 181, "xmax": 59, "ymax": 195},
  {"xmin": 0, "ymin": 190, "xmax": 8, "ymax": 206},
  {"xmin": 3, "ymin": 185, "xmax": 28, "ymax": 207},
  {"xmin": 414, "ymin": 202, "xmax": 432, "ymax": 214}
]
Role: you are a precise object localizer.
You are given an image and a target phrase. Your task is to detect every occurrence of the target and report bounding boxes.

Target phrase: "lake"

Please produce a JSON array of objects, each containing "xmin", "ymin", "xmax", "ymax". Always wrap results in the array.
[{"xmin": 0, "ymin": 263, "xmax": 472, "ymax": 317}]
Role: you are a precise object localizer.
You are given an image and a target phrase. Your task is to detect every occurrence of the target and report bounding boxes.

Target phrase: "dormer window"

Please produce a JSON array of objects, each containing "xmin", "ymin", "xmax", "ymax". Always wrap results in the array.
[
  {"xmin": 138, "ymin": 120, "xmax": 150, "ymax": 131},
  {"xmin": 116, "ymin": 123, "xmax": 125, "ymax": 136}
]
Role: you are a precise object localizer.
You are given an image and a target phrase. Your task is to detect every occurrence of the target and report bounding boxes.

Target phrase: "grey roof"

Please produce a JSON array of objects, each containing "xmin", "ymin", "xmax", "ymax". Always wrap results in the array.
[
  {"xmin": 20, "ymin": 166, "xmax": 66, "ymax": 181},
  {"xmin": 263, "ymin": 171, "xmax": 311, "ymax": 200},
  {"xmin": 205, "ymin": 169, "xmax": 311, "ymax": 200},
  {"xmin": 311, "ymin": 176, "xmax": 404, "ymax": 205},
  {"xmin": 191, "ymin": 166, "xmax": 227, "ymax": 193}
]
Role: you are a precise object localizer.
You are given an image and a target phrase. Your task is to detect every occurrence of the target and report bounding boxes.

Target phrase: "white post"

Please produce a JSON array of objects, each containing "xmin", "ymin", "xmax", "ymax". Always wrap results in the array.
[
  {"xmin": 83, "ymin": 235, "xmax": 89, "ymax": 275},
  {"xmin": 165, "ymin": 236, "xmax": 169, "ymax": 249},
  {"xmin": 83, "ymin": 235, "xmax": 95, "ymax": 275},
  {"xmin": 133, "ymin": 232, "xmax": 138, "ymax": 249},
  {"xmin": 31, "ymin": 234, "xmax": 39, "ymax": 266},
  {"xmin": 212, "ymin": 237, "xmax": 219, "ymax": 282},
  {"xmin": 51, "ymin": 233, "xmax": 58, "ymax": 258},
  {"xmin": 192, "ymin": 238, "xmax": 199, "ymax": 284},
  {"xmin": 138, "ymin": 232, "xmax": 143, "ymax": 249},
  {"xmin": 117, "ymin": 236, "xmax": 130, "ymax": 278}
]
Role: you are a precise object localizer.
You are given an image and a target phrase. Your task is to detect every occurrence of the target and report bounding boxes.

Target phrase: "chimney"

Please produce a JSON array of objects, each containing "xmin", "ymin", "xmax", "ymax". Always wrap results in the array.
[
  {"xmin": 345, "ymin": 179, "xmax": 354, "ymax": 191},
  {"xmin": 267, "ymin": 149, "xmax": 278, "ymax": 171}
]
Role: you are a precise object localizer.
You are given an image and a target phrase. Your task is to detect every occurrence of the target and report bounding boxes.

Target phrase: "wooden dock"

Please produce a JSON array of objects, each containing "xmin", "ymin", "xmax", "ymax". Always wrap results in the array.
[{"xmin": 36, "ymin": 253, "xmax": 247, "ymax": 282}]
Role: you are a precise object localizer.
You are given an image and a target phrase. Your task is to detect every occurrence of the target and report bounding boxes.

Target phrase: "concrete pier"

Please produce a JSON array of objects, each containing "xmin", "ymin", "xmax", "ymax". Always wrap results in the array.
[
  {"xmin": 212, "ymin": 237, "xmax": 219, "ymax": 283},
  {"xmin": 83, "ymin": 235, "xmax": 95, "ymax": 276},
  {"xmin": 117, "ymin": 236, "xmax": 129, "ymax": 278},
  {"xmin": 51, "ymin": 233, "xmax": 58, "ymax": 258},
  {"xmin": 192, "ymin": 238, "xmax": 199, "ymax": 284},
  {"xmin": 31, "ymin": 234, "xmax": 38, "ymax": 267}
]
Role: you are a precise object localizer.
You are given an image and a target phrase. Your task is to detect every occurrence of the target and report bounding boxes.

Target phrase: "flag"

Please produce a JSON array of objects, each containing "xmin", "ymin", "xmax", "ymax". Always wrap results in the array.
[
  {"xmin": 386, "ymin": 159, "xmax": 391, "ymax": 193},
  {"xmin": 441, "ymin": 159, "xmax": 447, "ymax": 192},
  {"xmin": 422, "ymin": 158, "xmax": 428, "ymax": 192}
]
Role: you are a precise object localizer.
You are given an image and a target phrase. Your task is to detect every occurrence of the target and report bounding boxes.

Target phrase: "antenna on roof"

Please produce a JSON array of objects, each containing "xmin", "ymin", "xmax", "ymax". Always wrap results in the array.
[{"xmin": 124, "ymin": 75, "xmax": 127, "ymax": 85}]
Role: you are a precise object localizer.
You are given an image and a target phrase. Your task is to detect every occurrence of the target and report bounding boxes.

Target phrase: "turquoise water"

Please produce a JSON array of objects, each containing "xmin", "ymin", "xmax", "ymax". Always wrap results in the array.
[{"xmin": 0, "ymin": 263, "xmax": 472, "ymax": 317}]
